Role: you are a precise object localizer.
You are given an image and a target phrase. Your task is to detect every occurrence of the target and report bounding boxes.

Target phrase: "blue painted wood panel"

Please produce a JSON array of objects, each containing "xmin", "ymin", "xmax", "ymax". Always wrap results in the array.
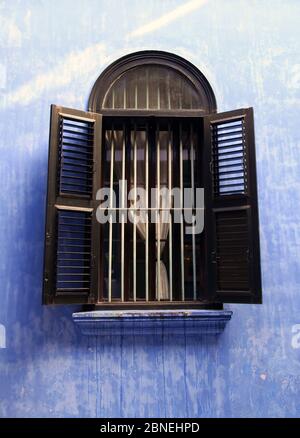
[{"xmin": 0, "ymin": 0, "xmax": 299, "ymax": 418}]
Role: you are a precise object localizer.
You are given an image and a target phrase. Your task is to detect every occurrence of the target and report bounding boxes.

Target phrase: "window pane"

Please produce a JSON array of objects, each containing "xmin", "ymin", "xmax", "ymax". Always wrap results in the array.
[
  {"xmin": 100, "ymin": 120, "xmax": 202, "ymax": 303},
  {"xmin": 103, "ymin": 65, "xmax": 202, "ymax": 110}
]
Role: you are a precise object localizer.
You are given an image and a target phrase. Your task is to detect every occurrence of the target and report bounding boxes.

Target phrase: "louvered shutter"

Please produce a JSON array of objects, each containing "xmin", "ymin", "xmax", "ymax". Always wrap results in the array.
[
  {"xmin": 203, "ymin": 108, "xmax": 262, "ymax": 303},
  {"xmin": 43, "ymin": 105, "xmax": 102, "ymax": 304}
]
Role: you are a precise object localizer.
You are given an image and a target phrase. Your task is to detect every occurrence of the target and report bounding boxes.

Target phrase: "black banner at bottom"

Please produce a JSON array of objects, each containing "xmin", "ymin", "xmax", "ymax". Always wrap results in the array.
[{"xmin": 0, "ymin": 418, "xmax": 296, "ymax": 433}]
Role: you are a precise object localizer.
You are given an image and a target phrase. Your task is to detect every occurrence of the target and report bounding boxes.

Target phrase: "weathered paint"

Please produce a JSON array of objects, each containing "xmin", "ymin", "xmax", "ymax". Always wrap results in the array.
[
  {"xmin": 72, "ymin": 309, "xmax": 233, "ymax": 336},
  {"xmin": 0, "ymin": 0, "xmax": 299, "ymax": 418}
]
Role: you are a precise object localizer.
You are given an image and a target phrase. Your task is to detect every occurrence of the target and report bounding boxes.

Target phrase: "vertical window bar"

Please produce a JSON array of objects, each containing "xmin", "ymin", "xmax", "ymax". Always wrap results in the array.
[
  {"xmin": 190, "ymin": 87, "xmax": 193, "ymax": 109},
  {"xmin": 145, "ymin": 124, "xmax": 149, "ymax": 301},
  {"xmin": 167, "ymin": 72, "xmax": 171, "ymax": 110},
  {"xmin": 179, "ymin": 78, "xmax": 183, "ymax": 110},
  {"xmin": 157, "ymin": 81, "xmax": 161, "ymax": 110},
  {"xmin": 121, "ymin": 123, "xmax": 126, "ymax": 302},
  {"xmin": 156, "ymin": 123, "xmax": 161, "ymax": 301},
  {"xmin": 190, "ymin": 123, "xmax": 197, "ymax": 300},
  {"xmin": 168, "ymin": 123, "xmax": 173, "ymax": 301},
  {"xmin": 123, "ymin": 78, "xmax": 127, "ymax": 109},
  {"xmin": 179, "ymin": 123, "xmax": 185, "ymax": 301},
  {"xmin": 124, "ymin": 123, "xmax": 131, "ymax": 301},
  {"xmin": 112, "ymin": 88, "xmax": 115, "ymax": 110},
  {"xmin": 135, "ymin": 72, "xmax": 138, "ymax": 110},
  {"xmin": 133, "ymin": 124, "xmax": 137, "ymax": 301},
  {"xmin": 172, "ymin": 123, "xmax": 181, "ymax": 300},
  {"xmin": 146, "ymin": 68, "xmax": 149, "ymax": 110},
  {"xmin": 108, "ymin": 128, "xmax": 115, "ymax": 302},
  {"xmin": 148, "ymin": 124, "xmax": 156, "ymax": 301}
]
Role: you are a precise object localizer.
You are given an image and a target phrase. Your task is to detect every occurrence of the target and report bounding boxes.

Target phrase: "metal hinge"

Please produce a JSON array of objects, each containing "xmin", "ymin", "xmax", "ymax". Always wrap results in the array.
[{"xmin": 44, "ymin": 273, "xmax": 49, "ymax": 284}]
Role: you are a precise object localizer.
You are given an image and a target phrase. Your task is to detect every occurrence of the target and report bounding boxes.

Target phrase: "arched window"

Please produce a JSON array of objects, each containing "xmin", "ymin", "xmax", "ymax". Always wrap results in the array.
[
  {"xmin": 43, "ymin": 51, "xmax": 262, "ymax": 307},
  {"xmin": 88, "ymin": 51, "xmax": 216, "ymax": 113}
]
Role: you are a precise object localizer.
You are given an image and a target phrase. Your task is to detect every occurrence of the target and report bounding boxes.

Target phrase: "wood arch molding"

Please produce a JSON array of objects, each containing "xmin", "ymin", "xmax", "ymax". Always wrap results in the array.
[{"xmin": 88, "ymin": 50, "xmax": 217, "ymax": 114}]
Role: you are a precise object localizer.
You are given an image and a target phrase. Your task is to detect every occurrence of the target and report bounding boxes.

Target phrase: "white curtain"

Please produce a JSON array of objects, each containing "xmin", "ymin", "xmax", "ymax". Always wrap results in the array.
[
  {"xmin": 128, "ymin": 188, "xmax": 170, "ymax": 300},
  {"xmin": 129, "ymin": 190, "xmax": 170, "ymax": 300}
]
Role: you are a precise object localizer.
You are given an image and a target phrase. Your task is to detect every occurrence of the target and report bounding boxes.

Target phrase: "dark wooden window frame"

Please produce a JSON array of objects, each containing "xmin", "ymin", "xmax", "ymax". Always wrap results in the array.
[
  {"xmin": 99, "ymin": 115, "xmax": 206, "ymax": 308},
  {"xmin": 88, "ymin": 51, "xmax": 220, "ymax": 309},
  {"xmin": 43, "ymin": 51, "xmax": 262, "ymax": 308}
]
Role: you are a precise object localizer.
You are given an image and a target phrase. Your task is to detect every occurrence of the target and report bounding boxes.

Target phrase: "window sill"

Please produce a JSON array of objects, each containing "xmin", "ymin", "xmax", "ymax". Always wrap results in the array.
[{"xmin": 72, "ymin": 309, "xmax": 232, "ymax": 336}]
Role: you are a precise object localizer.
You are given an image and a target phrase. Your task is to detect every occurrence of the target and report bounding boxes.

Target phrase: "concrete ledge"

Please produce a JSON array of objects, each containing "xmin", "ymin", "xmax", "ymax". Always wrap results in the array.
[{"xmin": 72, "ymin": 309, "xmax": 232, "ymax": 336}]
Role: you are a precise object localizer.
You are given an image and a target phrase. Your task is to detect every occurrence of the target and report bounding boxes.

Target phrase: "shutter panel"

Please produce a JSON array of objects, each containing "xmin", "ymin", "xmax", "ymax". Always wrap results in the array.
[
  {"xmin": 203, "ymin": 108, "xmax": 262, "ymax": 303},
  {"xmin": 43, "ymin": 105, "xmax": 102, "ymax": 304}
]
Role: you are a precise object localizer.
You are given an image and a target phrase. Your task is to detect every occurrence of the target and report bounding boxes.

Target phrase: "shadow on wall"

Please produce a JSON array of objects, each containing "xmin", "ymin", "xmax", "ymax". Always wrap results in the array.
[{"xmin": 3, "ymin": 136, "xmax": 84, "ymax": 356}]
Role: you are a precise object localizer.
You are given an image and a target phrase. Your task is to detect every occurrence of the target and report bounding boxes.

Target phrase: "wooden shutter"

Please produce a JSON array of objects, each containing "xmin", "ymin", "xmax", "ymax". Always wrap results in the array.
[
  {"xmin": 43, "ymin": 105, "xmax": 102, "ymax": 304},
  {"xmin": 203, "ymin": 108, "xmax": 262, "ymax": 303}
]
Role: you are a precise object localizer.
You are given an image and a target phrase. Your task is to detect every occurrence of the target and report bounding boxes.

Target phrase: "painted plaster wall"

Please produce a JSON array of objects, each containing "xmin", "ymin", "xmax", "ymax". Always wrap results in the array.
[{"xmin": 0, "ymin": 0, "xmax": 299, "ymax": 418}]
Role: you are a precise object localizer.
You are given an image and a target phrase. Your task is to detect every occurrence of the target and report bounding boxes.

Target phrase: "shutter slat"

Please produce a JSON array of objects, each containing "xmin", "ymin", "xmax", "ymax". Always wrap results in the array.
[
  {"xmin": 212, "ymin": 137, "xmax": 244, "ymax": 146},
  {"xmin": 62, "ymin": 128, "xmax": 94, "ymax": 137},
  {"xmin": 61, "ymin": 146, "xmax": 93, "ymax": 156},
  {"xmin": 215, "ymin": 130, "xmax": 243, "ymax": 138},
  {"xmin": 213, "ymin": 148, "xmax": 244, "ymax": 157}
]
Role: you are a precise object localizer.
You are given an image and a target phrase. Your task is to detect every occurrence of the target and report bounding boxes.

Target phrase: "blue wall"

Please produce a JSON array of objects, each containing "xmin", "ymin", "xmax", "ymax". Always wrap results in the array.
[{"xmin": 0, "ymin": 0, "xmax": 300, "ymax": 418}]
